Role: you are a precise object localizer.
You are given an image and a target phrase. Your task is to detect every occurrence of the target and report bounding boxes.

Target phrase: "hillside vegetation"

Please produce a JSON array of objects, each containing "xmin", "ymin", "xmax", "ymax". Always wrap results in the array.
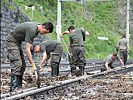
[{"xmin": 14, "ymin": 0, "xmax": 133, "ymax": 59}]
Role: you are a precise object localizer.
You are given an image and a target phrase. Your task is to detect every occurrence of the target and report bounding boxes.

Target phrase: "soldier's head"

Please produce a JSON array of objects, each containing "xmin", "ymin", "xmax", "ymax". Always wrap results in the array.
[
  {"xmin": 38, "ymin": 22, "xmax": 54, "ymax": 35},
  {"xmin": 112, "ymin": 52, "xmax": 118, "ymax": 60},
  {"xmin": 33, "ymin": 45, "xmax": 41, "ymax": 53},
  {"xmin": 68, "ymin": 26, "xmax": 75, "ymax": 33}
]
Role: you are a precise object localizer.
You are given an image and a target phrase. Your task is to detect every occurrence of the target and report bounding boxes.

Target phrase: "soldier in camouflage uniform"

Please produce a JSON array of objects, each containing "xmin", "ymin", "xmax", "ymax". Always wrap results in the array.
[
  {"xmin": 6, "ymin": 22, "xmax": 54, "ymax": 91},
  {"xmin": 101, "ymin": 52, "xmax": 124, "ymax": 72},
  {"xmin": 116, "ymin": 34, "xmax": 129, "ymax": 65},
  {"xmin": 33, "ymin": 40, "xmax": 63, "ymax": 77},
  {"xmin": 62, "ymin": 26, "xmax": 90, "ymax": 76}
]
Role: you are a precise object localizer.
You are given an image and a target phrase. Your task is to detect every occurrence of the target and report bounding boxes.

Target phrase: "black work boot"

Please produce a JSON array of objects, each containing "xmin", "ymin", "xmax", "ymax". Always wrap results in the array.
[
  {"xmin": 51, "ymin": 63, "xmax": 58, "ymax": 77},
  {"xmin": 79, "ymin": 66, "xmax": 85, "ymax": 76},
  {"xmin": 18, "ymin": 75, "xmax": 23, "ymax": 87},
  {"xmin": 10, "ymin": 74, "xmax": 22, "ymax": 92},
  {"xmin": 27, "ymin": 76, "xmax": 33, "ymax": 83},
  {"xmin": 70, "ymin": 66, "xmax": 76, "ymax": 76},
  {"xmin": 101, "ymin": 67, "xmax": 106, "ymax": 72}
]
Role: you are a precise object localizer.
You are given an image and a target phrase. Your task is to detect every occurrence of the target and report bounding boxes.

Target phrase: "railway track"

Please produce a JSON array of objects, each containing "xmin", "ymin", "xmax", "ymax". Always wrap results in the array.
[
  {"xmin": 1, "ymin": 59, "xmax": 133, "ymax": 69},
  {"xmin": 1, "ymin": 59, "xmax": 133, "ymax": 74},
  {"xmin": 1, "ymin": 59, "xmax": 133, "ymax": 79},
  {"xmin": 1, "ymin": 64, "xmax": 133, "ymax": 100}
]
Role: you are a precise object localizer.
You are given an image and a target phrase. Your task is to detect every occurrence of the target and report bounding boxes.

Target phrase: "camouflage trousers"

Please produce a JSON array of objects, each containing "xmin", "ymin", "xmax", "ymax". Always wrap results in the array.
[
  {"xmin": 50, "ymin": 44, "xmax": 63, "ymax": 76},
  {"xmin": 6, "ymin": 33, "xmax": 26, "ymax": 76},
  {"xmin": 120, "ymin": 49, "xmax": 128, "ymax": 65},
  {"xmin": 69, "ymin": 46, "xmax": 86, "ymax": 75}
]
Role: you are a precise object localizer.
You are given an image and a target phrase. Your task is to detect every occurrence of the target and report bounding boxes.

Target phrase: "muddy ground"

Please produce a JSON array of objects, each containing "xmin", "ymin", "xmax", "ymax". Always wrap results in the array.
[{"xmin": 1, "ymin": 68, "xmax": 133, "ymax": 100}]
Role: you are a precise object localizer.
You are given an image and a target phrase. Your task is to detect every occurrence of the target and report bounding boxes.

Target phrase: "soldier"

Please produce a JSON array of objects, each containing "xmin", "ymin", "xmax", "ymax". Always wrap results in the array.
[
  {"xmin": 61, "ymin": 26, "xmax": 90, "ymax": 76},
  {"xmin": 116, "ymin": 34, "xmax": 129, "ymax": 65},
  {"xmin": 33, "ymin": 40, "xmax": 63, "ymax": 77},
  {"xmin": 101, "ymin": 52, "xmax": 124, "ymax": 72},
  {"xmin": 6, "ymin": 22, "xmax": 54, "ymax": 91}
]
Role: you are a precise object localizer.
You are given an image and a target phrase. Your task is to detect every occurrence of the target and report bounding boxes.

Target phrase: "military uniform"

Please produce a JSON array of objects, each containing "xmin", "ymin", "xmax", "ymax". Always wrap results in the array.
[
  {"xmin": 40, "ymin": 40, "xmax": 63, "ymax": 77},
  {"xmin": 101, "ymin": 54, "xmax": 120, "ymax": 71},
  {"xmin": 6, "ymin": 22, "xmax": 40, "ymax": 90},
  {"xmin": 69, "ymin": 29, "xmax": 86, "ymax": 76},
  {"xmin": 117, "ymin": 38, "xmax": 128, "ymax": 65}
]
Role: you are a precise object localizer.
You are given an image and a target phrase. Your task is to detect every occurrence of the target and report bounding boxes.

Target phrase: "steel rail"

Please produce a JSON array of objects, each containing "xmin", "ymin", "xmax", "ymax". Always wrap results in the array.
[
  {"xmin": 91, "ymin": 64, "xmax": 133, "ymax": 78},
  {"xmin": 2, "ymin": 64, "xmax": 133, "ymax": 100},
  {"xmin": 1, "ymin": 87, "xmax": 37, "ymax": 99}
]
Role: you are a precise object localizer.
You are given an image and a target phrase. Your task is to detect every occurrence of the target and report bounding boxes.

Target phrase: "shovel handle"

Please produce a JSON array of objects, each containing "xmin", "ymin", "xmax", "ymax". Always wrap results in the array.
[{"xmin": 59, "ymin": 35, "xmax": 71, "ymax": 55}]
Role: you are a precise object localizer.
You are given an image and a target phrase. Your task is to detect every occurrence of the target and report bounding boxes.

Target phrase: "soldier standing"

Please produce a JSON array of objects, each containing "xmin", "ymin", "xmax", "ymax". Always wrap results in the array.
[
  {"xmin": 6, "ymin": 22, "xmax": 54, "ymax": 91},
  {"xmin": 116, "ymin": 34, "xmax": 129, "ymax": 65},
  {"xmin": 33, "ymin": 40, "xmax": 63, "ymax": 77},
  {"xmin": 62, "ymin": 26, "xmax": 90, "ymax": 76},
  {"xmin": 101, "ymin": 52, "xmax": 124, "ymax": 72}
]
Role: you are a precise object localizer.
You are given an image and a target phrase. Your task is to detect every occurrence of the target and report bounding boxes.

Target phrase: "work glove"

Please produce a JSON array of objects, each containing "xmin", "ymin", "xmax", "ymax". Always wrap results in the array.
[
  {"xmin": 31, "ymin": 63, "xmax": 37, "ymax": 74},
  {"xmin": 38, "ymin": 64, "xmax": 43, "ymax": 71},
  {"xmin": 127, "ymin": 49, "xmax": 130, "ymax": 54}
]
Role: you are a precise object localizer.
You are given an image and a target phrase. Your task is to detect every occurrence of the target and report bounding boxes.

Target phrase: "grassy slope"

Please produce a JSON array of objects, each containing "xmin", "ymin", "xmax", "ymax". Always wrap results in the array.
[{"xmin": 14, "ymin": 0, "xmax": 133, "ymax": 58}]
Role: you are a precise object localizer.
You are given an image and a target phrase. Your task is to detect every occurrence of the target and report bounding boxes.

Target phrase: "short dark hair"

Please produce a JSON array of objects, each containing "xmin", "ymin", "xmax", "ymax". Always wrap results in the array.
[
  {"xmin": 33, "ymin": 44, "xmax": 39, "ymax": 50},
  {"xmin": 42, "ymin": 22, "xmax": 54, "ymax": 33},
  {"xmin": 113, "ymin": 52, "xmax": 117, "ymax": 56},
  {"xmin": 68, "ymin": 26, "xmax": 75, "ymax": 32}
]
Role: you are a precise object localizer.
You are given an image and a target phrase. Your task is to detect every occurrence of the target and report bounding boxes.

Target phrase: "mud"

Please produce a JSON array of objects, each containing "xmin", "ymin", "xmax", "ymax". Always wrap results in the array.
[{"xmin": 1, "ymin": 68, "xmax": 133, "ymax": 100}]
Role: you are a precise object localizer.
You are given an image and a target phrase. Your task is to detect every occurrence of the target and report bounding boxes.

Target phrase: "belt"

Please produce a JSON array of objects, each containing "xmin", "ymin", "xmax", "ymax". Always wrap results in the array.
[
  {"xmin": 120, "ymin": 49, "xmax": 127, "ymax": 51},
  {"xmin": 71, "ymin": 45, "xmax": 84, "ymax": 47}
]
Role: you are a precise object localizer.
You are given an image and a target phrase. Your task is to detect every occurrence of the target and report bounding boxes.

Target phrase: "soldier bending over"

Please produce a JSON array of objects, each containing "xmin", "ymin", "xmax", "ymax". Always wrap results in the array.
[
  {"xmin": 101, "ymin": 52, "xmax": 124, "ymax": 72},
  {"xmin": 33, "ymin": 40, "xmax": 63, "ymax": 77},
  {"xmin": 6, "ymin": 21, "xmax": 54, "ymax": 91}
]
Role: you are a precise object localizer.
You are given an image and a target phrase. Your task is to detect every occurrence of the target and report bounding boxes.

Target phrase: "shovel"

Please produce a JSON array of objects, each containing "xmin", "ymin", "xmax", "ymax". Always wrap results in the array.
[
  {"xmin": 59, "ymin": 35, "xmax": 72, "ymax": 57},
  {"xmin": 33, "ymin": 62, "xmax": 40, "ymax": 88}
]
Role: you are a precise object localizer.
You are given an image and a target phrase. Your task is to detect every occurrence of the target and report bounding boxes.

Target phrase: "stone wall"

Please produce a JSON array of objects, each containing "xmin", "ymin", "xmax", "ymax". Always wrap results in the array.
[{"xmin": 1, "ymin": 0, "xmax": 46, "ymax": 63}]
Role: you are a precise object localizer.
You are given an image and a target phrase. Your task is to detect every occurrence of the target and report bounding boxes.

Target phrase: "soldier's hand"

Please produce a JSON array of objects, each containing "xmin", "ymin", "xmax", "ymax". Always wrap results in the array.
[
  {"xmin": 38, "ymin": 64, "xmax": 43, "ymax": 71},
  {"xmin": 31, "ymin": 63, "xmax": 37, "ymax": 73},
  {"xmin": 127, "ymin": 49, "xmax": 130, "ymax": 54}
]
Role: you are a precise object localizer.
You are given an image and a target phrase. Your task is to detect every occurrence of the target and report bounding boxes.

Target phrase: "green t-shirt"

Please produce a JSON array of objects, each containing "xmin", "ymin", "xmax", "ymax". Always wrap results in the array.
[
  {"xmin": 40, "ymin": 40, "xmax": 59, "ymax": 54},
  {"xmin": 69, "ymin": 29, "xmax": 85, "ymax": 45},
  {"xmin": 117, "ymin": 38, "xmax": 128, "ymax": 50},
  {"xmin": 103, "ymin": 54, "xmax": 120, "ymax": 64},
  {"xmin": 12, "ymin": 22, "xmax": 40, "ymax": 44}
]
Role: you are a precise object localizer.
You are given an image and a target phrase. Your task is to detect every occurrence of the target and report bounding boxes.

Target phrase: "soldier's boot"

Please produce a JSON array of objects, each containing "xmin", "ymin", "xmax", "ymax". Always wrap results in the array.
[
  {"xmin": 124, "ymin": 60, "xmax": 126, "ymax": 66},
  {"xmin": 18, "ymin": 75, "xmax": 23, "ymax": 87},
  {"xmin": 10, "ymin": 74, "xmax": 22, "ymax": 92},
  {"xmin": 79, "ymin": 66, "xmax": 85, "ymax": 76},
  {"xmin": 110, "ymin": 65, "xmax": 114, "ymax": 69},
  {"xmin": 101, "ymin": 67, "xmax": 106, "ymax": 72},
  {"xmin": 27, "ymin": 76, "xmax": 33, "ymax": 83},
  {"xmin": 50, "ymin": 53, "xmax": 61, "ymax": 77},
  {"xmin": 51, "ymin": 63, "xmax": 59, "ymax": 77},
  {"xmin": 57, "ymin": 66, "xmax": 59, "ymax": 76},
  {"xmin": 70, "ymin": 65, "xmax": 76, "ymax": 76}
]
